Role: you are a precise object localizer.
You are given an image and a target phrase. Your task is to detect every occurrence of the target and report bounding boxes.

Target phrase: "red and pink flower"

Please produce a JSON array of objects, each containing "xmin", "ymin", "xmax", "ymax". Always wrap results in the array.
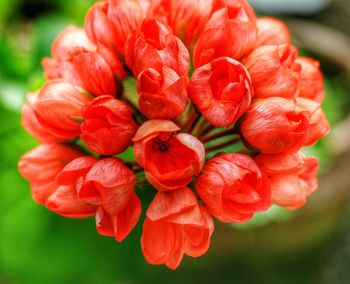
[
  {"xmin": 196, "ymin": 153, "xmax": 271, "ymax": 223},
  {"xmin": 80, "ymin": 95, "xmax": 137, "ymax": 155},
  {"xmin": 255, "ymin": 152, "xmax": 319, "ymax": 210},
  {"xmin": 18, "ymin": 0, "xmax": 330, "ymax": 270},
  {"xmin": 133, "ymin": 120, "xmax": 205, "ymax": 191},
  {"xmin": 141, "ymin": 187, "xmax": 214, "ymax": 269},
  {"xmin": 189, "ymin": 57, "xmax": 252, "ymax": 127},
  {"xmin": 194, "ymin": 0, "xmax": 257, "ymax": 67},
  {"xmin": 243, "ymin": 44, "xmax": 301, "ymax": 99},
  {"xmin": 240, "ymin": 97, "xmax": 310, "ymax": 154}
]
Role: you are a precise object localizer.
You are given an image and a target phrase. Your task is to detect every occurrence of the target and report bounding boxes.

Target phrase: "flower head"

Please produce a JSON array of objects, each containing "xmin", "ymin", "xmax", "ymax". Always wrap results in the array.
[
  {"xmin": 243, "ymin": 44, "xmax": 301, "ymax": 99},
  {"xmin": 189, "ymin": 57, "xmax": 252, "ymax": 127},
  {"xmin": 255, "ymin": 152, "xmax": 319, "ymax": 210},
  {"xmin": 196, "ymin": 153, "xmax": 271, "ymax": 223},
  {"xmin": 133, "ymin": 120, "xmax": 205, "ymax": 191},
  {"xmin": 137, "ymin": 66, "xmax": 188, "ymax": 119},
  {"xmin": 142, "ymin": 188, "xmax": 214, "ymax": 269},
  {"xmin": 240, "ymin": 97, "xmax": 310, "ymax": 154},
  {"xmin": 125, "ymin": 19, "xmax": 190, "ymax": 77},
  {"xmin": 30, "ymin": 80, "xmax": 90, "ymax": 140},
  {"xmin": 81, "ymin": 95, "xmax": 137, "ymax": 155},
  {"xmin": 18, "ymin": 0, "xmax": 330, "ymax": 271},
  {"xmin": 194, "ymin": 0, "xmax": 257, "ymax": 67}
]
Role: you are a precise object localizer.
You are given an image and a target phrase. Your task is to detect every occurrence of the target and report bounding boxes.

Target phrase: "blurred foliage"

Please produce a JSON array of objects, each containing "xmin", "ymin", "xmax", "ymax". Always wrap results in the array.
[{"xmin": 1, "ymin": 0, "xmax": 350, "ymax": 284}]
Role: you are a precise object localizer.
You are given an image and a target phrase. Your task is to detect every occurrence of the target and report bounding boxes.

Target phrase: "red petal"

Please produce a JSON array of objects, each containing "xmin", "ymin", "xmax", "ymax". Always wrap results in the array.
[
  {"xmin": 147, "ymin": 187, "xmax": 197, "ymax": 221},
  {"xmin": 55, "ymin": 156, "xmax": 97, "ymax": 185},
  {"xmin": 85, "ymin": 158, "xmax": 136, "ymax": 215},
  {"xmin": 141, "ymin": 218, "xmax": 184, "ymax": 270},
  {"xmin": 133, "ymin": 119, "xmax": 180, "ymax": 142},
  {"xmin": 45, "ymin": 185, "xmax": 97, "ymax": 218}
]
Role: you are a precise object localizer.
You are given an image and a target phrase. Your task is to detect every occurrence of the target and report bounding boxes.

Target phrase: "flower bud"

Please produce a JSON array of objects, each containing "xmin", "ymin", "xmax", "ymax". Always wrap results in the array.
[
  {"xmin": 296, "ymin": 57, "xmax": 325, "ymax": 103},
  {"xmin": 42, "ymin": 25, "xmax": 95, "ymax": 80},
  {"xmin": 240, "ymin": 97, "xmax": 310, "ymax": 154},
  {"xmin": 194, "ymin": 0, "xmax": 257, "ymax": 67},
  {"xmin": 80, "ymin": 96, "xmax": 137, "ymax": 155},
  {"xmin": 42, "ymin": 24, "xmax": 125, "ymax": 97},
  {"xmin": 137, "ymin": 66, "xmax": 188, "ymax": 119},
  {"xmin": 21, "ymin": 92, "xmax": 63, "ymax": 143},
  {"xmin": 57, "ymin": 157, "xmax": 141, "ymax": 240},
  {"xmin": 146, "ymin": 0, "xmax": 213, "ymax": 47},
  {"xmin": 18, "ymin": 144, "xmax": 81, "ymax": 205},
  {"xmin": 189, "ymin": 57, "xmax": 252, "ymax": 127},
  {"xmin": 65, "ymin": 49, "xmax": 123, "ymax": 97},
  {"xmin": 243, "ymin": 44, "xmax": 301, "ymax": 99},
  {"xmin": 255, "ymin": 152, "xmax": 319, "ymax": 210},
  {"xmin": 141, "ymin": 188, "xmax": 214, "ymax": 269},
  {"xmin": 31, "ymin": 80, "xmax": 90, "ymax": 140},
  {"xmin": 256, "ymin": 17, "xmax": 290, "ymax": 47},
  {"xmin": 133, "ymin": 120, "xmax": 205, "ymax": 191},
  {"xmin": 125, "ymin": 19, "xmax": 190, "ymax": 77},
  {"xmin": 196, "ymin": 153, "xmax": 271, "ymax": 223},
  {"xmin": 58, "ymin": 158, "xmax": 137, "ymax": 216},
  {"xmin": 85, "ymin": 2, "xmax": 116, "ymax": 51},
  {"xmin": 296, "ymin": 98, "xmax": 330, "ymax": 146},
  {"xmin": 108, "ymin": 0, "xmax": 145, "ymax": 54}
]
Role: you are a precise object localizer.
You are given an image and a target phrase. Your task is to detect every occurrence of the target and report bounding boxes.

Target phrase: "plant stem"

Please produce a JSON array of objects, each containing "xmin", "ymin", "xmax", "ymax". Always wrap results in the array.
[
  {"xmin": 201, "ymin": 128, "xmax": 236, "ymax": 143},
  {"xmin": 197, "ymin": 122, "xmax": 214, "ymax": 138},
  {"xmin": 137, "ymin": 178, "xmax": 148, "ymax": 186},
  {"xmin": 133, "ymin": 165, "xmax": 144, "ymax": 174},
  {"xmin": 205, "ymin": 137, "xmax": 241, "ymax": 153},
  {"xmin": 183, "ymin": 105, "xmax": 200, "ymax": 133}
]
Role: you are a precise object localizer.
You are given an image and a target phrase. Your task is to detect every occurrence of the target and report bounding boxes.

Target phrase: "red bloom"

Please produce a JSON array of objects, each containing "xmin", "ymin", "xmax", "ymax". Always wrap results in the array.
[
  {"xmin": 17, "ymin": 0, "xmax": 331, "ymax": 270},
  {"xmin": 243, "ymin": 44, "xmax": 301, "ymax": 99},
  {"xmin": 21, "ymin": 92, "xmax": 63, "ymax": 143},
  {"xmin": 189, "ymin": 57, "xmax": 252, "ymax": 127},
  {"xmin": 196, "ymin": 153, "xmax": 271, "ymax": 223},
  {"xmin": 125, "ymin": 19, "xmax": 190, "ymax": 77},
  {"xmin": 145, "ymin": 0, "xmax": 213, "ymax": 47},
  {"xmin": 108, "ymin": 0, "xmax": 146, "ymax": 54},
  {"xmin": 43, "ymin": 25, "xmax": 125, "ymax": 97},
  {"xmin": 256, "ymin": 17, "xmax": 290, "ymax": 47},
  {"xmin": 133, "ymin": 120, "xmax": 205, "ymax": 191},
  {"xmin": 66, "ymin": 48, "xmax": 124, "ymax": 97},
  {"xmin": 56, "ymin": 157, "xmax": 141, "ymax": 241},
  {"xmin": 137, "ymin": 66, "xmax": 188, "ymax": 119},
  {"xmin": 193, "ymin": 0, "xmax": 257, "ymax": 68},
  {"xmin": 80, "ymin": 96, "xmax": 137, "ymax": 155},
  {"xmin": 296, "ymin": 98, "xmax": 330, "ymax": 146},
  {"xmin": 18, "ymin": 144, "xmax": 81, "ymax": 204},
  {"xmin": 96, "ymin": 192, "xmax": 142, "ymax": 242},
  {"xmin": 42, "ymin": 25, "xmax": 95, "ymax": 79},
  {"xmin": 31, "ymin": 80, "xmax": 90, "ymax": 141},
  {"xmin": 141, "ymin": 187, "xmax": 214, "ymax": 269},
  {"xmin": 85, "ymin": 2, "xmax": 116, "ymax": 52},
  {"xmin": 296, "ymin": 57, "xmax": 325, "ymax": 103},
  {"xmin": 255, "ymin": 152, "xmax": 319, "ymax": 210},
  {"xmin": 56, "ymin": 156, "xmax": 100, "ymax": 204},
  {"xmin": 86, "ymin": 0, "xmax": 145, "ymax": 55},
  {"xmin": 240, "ymin": 97, "xmax": 310, "ymax": 154}
]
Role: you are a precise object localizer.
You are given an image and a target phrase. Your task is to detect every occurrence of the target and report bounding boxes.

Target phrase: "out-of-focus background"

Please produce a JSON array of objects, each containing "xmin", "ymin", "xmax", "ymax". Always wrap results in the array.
[{"xmin": 0, "ymin": 0, "xmax": 350, "ymax": 283}]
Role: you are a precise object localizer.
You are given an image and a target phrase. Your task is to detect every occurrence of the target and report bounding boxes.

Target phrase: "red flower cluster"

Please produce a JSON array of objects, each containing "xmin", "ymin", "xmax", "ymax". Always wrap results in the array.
[{"xmin": 19, "ymin": 0, "xmax": 330, "ymax": 270}]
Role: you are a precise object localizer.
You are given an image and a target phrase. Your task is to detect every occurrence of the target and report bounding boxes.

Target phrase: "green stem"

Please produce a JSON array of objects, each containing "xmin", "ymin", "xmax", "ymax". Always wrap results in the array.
[
  {"xmin": 205, "ymin": 137, "xmax": 241, "ymax": 153},
  {"xmin": 197, "ymin": 122, "xmax": 214, "ymax": 138},
  {"xmin": 201, "ymin": 128, "xmax": 236, "ymax": 143}
]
